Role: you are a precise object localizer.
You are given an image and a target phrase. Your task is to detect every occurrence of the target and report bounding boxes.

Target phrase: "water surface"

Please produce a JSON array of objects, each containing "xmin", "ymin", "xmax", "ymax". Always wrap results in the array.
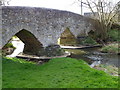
[{"xmin": 65, "ymin": 47, "xmax": 119, "ymax": 67}]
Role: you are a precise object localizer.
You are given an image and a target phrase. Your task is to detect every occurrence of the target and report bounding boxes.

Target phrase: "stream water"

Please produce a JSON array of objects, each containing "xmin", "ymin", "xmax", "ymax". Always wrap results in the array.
[{"xmin": 65, "ymin": 47, "xmax": 119, "ymax": 67}]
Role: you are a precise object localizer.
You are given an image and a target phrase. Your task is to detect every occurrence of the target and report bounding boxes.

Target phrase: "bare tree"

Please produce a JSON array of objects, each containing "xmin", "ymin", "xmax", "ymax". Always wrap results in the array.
[
  {"xmin": 0, "ymin": 0, "xmax": 11, "ymax": 6},
  {"xmin": 117, "ymin": 1, "xmax": 120, "ymax": 22},
  {"xmin": 76, "ymin": 0, "xmax": 119, "ymax": 42}
]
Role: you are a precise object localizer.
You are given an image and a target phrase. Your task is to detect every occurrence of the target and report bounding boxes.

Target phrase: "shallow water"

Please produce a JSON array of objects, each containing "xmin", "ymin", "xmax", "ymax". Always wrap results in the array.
[{"xmin": 65, "ymin": 47, "xmax": 119, "ymax": 67}]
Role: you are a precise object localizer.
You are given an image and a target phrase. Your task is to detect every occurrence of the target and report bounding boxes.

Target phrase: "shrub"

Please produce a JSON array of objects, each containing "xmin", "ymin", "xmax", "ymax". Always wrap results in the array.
[
  {"xmin": 80, "ymin": 37, "xmax": 97, "ymax": 46},
  {"xmin": 2, "ymin": 43, "xmax": 16, "ymax": 56},
  {"xmin": 3, "ymin": 43, "xmax": 16, "ymax": 49},
  {"xmin": 108, "ymin": 29, "xmax": 120, "ymax": 42}
]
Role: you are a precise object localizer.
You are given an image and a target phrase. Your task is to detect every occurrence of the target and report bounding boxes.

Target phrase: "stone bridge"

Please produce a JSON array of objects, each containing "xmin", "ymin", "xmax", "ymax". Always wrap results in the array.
[{"xmin": 2, "ymin": 6, "xmax": 98, "ymax": 55}]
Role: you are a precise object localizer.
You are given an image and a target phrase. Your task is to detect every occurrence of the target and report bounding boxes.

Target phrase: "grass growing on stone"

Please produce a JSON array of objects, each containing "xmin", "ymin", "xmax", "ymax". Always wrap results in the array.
[{"xmin": 2, "ymin": 57, "xmax": 118, "ymax": 88}]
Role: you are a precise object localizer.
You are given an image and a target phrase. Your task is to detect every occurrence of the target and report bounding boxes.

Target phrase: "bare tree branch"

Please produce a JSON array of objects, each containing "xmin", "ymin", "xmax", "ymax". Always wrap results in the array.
[
  {"xmin": 0, "ymin": 0, "xmax": 11, "ymax": 6},
  {"xmin": 76, "ymin": 0, "xmax": 119, "ymax": 41}
]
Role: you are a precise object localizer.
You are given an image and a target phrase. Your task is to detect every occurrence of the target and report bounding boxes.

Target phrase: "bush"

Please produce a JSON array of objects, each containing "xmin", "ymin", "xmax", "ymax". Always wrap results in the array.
[
  {"xmin": 3, "ymin": 43, "xmax": 16, "ymax": 49},
  {"xmin": 2, "ymin": 43, "xmax": 16, "ymax": 56},
  {"xmin": 108, "ymin": 29, "xmax": 120, "ymax": 42},
  {"xmin": 80, "ymin": 37, "xmax": 97, "ymax": 46}
]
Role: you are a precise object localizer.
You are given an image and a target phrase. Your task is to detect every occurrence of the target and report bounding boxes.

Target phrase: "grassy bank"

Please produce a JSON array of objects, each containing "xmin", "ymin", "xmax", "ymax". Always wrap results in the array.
[
  {"xmin": 2, "ymin": 57, "xmax": 118, "ymax": 88},
  {"xmin": 100, "ymin": 29, "xmax": 120, "ymax": 54},
  {"xmin": 101, "ymin": 43, "xmax": 119, "ymax": 54},
  {"xmin": 94, "ymin": 64, "xmax": 118, "ymax": 76}
]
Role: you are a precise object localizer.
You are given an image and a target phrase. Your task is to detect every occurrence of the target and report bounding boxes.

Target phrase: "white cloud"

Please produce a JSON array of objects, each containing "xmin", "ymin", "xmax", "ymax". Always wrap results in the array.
[{"xmin": 8, "ymin": 0, "xmax": 82, "ymax": 14}]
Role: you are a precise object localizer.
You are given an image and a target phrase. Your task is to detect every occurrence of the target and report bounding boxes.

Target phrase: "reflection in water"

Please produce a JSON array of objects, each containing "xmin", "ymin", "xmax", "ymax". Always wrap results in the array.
[{"xmin": 65, "ymin": 47, "xmax": 119, "ymax": 67}]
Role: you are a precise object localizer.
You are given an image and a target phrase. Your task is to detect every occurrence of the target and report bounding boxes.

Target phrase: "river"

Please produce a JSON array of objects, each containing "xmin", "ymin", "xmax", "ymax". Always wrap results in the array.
[{"xmin": 64, "ymin": 47, "xmax": 119, "ymax": 67}]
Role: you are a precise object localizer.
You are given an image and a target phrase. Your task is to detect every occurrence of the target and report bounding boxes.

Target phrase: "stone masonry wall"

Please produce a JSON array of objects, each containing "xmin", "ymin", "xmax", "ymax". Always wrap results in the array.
[{"xmin": 2, "ymin": 6, "xmax": 96, "ymax": 53}]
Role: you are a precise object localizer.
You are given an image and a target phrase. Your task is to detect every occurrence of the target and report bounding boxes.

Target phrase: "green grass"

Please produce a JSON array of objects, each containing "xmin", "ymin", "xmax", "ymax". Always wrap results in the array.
[
  {"xmin": 3, "ymin": 43, "xmax": 16, "ymax": 49},
  {"xmin": 4, "ymin": 57, "xmax": 36, "ymax": 64},
  {"xmin": 98, "ymin": 64, "xmax": 118, "ymax": 76},
  {"xmin": 108, "ymin": 29, "xmax": 120, "ymax": 42},
  {"xmin": 101, "ymin": 43, "xmax": 119, "ymax": 54},
  {"xmin": 79, "ymin": 37, "xmax": 98, "ymax": 46},
  {"xmin": 2, "ymin": 57, "xmax": 118, "ymax": 88},
  {"xmin": 0, "ymin": 59, "xmax": 2, "ymax": 89}
]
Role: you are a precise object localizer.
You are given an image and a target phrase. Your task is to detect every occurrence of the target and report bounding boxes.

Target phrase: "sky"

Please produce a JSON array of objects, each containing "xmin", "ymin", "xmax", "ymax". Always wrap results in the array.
[{"xmin": 7, "ymin": 0, "xmax": 120, "ymax": 15}]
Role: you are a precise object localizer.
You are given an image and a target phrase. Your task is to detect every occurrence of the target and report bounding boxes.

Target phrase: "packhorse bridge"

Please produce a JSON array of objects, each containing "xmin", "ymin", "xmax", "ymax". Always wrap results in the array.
[{"xmin": 2, "ymin": 6, "xmax": 98, "ymax": 55}]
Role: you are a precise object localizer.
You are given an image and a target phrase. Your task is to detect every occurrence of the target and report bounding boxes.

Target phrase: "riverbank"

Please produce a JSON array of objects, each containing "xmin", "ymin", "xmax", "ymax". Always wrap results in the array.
[
  {"xmin": 16, "ymin": 52, "xmax": 71, "ymax": 60},
  {"xmin": 101, "ymin": 43, "xmax": 119, "ymax": 54},
  {"xmin": 63, "ymin": 46, "xmax": 119, "ymax": 76},
  {"xmin": 2, "ymin": 57, "xmax": 118, "ymax": 88},
  {"xmin": 93, "ymin": 64, "xmax": 118, "ymax": 76}
]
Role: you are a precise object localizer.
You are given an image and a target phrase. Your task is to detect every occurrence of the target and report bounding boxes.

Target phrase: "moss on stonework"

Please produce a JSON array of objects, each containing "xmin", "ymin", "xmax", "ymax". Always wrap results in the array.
[{"xmin": 20, "ymin": 29, "xmax": 34, "ymax": 37}]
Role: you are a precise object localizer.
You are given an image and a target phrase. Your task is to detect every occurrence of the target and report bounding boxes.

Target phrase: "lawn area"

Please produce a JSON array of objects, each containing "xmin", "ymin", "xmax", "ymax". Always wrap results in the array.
[{"xmin": 2, "ymin": 57, "xmax": 118, "ymax": 88}]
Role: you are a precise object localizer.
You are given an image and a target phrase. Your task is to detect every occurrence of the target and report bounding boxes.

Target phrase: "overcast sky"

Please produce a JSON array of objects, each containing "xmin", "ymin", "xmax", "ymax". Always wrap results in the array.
[{"xmin": 7, "ymin": 0, "xmax": 119, "ymax": 15}]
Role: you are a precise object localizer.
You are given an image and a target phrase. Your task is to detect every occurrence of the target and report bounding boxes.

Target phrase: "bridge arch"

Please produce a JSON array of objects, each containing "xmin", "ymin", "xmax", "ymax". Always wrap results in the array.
[
  {"xmin": 3, "ymin": 29, "xmax": 44, "ymax": 55},
  {"xmin": 16, "ymin": 29, "xmax": 43, "ymax": 55},
  {"xmin": 58, "ymin": 27, "xmax": 77, "ymax": 46}
]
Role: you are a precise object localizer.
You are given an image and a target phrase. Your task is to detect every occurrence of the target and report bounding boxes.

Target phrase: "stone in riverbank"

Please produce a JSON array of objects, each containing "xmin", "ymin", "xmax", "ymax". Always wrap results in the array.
[{"xmin": 44, "ymin": 45, "xmax": 65, "ymax": 57}]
